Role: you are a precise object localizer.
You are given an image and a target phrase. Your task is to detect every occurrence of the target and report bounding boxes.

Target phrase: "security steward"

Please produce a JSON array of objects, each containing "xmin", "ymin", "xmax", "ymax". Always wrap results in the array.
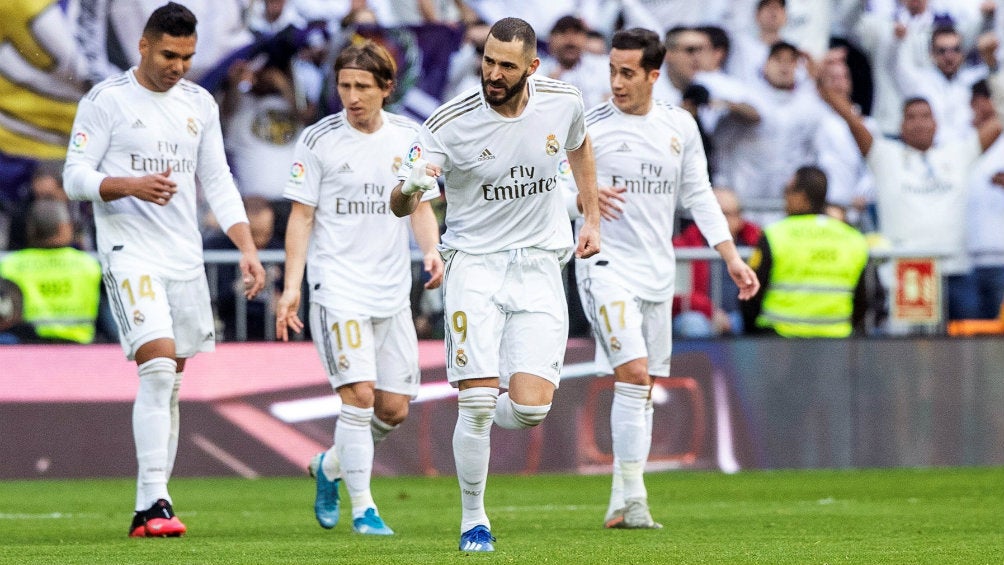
[{"xmin": 742, "ymin": 166, "xmax": 869, "ymax": 337}]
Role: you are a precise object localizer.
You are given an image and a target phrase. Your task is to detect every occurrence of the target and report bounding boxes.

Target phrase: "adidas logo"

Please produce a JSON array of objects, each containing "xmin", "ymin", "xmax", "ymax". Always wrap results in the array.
[
  {"xmin": 476, "ymin": 148, "xmax": 495, "ymax": 161},
  {"xmin": 132, "ymin": 119, "xmax": 146, "ymax": 129},
  {"xmin": 615, "ymin": 142, "xmax": 631, "ymax": 152},
  {"xmin": 336, "ymin": 163, "xmax": 353, "ymax": 174}
]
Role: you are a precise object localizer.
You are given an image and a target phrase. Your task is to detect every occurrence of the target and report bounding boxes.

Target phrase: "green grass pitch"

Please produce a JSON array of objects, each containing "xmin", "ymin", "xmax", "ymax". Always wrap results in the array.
[{"xmin": 1, "ymin": 467, "xmax": 1001, "ymax": 564}]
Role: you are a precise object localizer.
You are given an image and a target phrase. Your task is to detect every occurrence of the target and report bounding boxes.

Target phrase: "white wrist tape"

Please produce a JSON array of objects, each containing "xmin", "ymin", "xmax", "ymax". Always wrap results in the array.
[{"xmin": 402, "ymin": 159, "xmax": 438, "ymax": 195}]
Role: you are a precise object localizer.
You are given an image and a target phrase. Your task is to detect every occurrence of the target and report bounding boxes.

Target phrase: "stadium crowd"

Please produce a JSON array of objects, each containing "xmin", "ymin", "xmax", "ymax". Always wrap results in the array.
[{"xmin": 2, "ymin": 0, "xmax": 1004, "ymax": 345}]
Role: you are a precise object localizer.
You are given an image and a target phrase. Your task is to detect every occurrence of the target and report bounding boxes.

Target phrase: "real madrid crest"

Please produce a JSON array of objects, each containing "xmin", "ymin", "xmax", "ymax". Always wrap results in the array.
[
  {"xmin": 392, "ymin": 156, "xmax": 402, "ymax": 174},
  {"xmin": 187, "ymin": 117, "xmax": 198, "ymax": 137},
  {"xmin": 133, "ymin": 309, "xmax": 145, "ymax": 326},
  {"xmin": 670, "ymin": 136, "xmax": 681, "ymax": 155},
  {"xmin": 455, "ymin": 348, "xmax": 468, "ymax": 367},
  {"xmin": 609, "ymin": 336, "xmax": 622, "ymax": 352},
  {"xmin": 338, "ymin": 354, "xmax": 350, "ymax": 371},
  {"xmin": 545, "ymin": 134, "xmax": 560, "ymax": 156}
]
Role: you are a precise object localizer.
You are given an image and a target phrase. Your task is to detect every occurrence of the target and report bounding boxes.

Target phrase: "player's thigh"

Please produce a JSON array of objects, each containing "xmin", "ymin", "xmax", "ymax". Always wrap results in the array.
[
  {"xmin": 640, "ymin": 299, "xmax": 673, "ymax": 377},
  {"xmin": 441, "ymin": 250, "xmax": 506, "ymax": 384},
  {"xmin": 165, "ymin": 273, "xmax": 215, "ymax": 359},
  {"xmin": 578, "ymin": 274, "xmax": 648, "ymax": 371},
  {"xmin": 371, "ymin": 307, "xmax": 421, "ymax": 398},
  {"xmin": 102, "ymin": 269, "xmax": 175, "ymax": 361},
  {"xmin": 499, "ymin": 248, "xmax": 568, "ymax": 388},
  {"xmin": 308, "ymin": 303, "xmax": 377, "ymax": 390}
]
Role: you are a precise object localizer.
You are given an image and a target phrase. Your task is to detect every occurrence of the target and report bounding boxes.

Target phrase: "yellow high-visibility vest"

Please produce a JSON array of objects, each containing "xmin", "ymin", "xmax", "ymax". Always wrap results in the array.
[
  {"xmin": 756, "ymin": 215, "xmax": 869, "ymax": 337},
  {"xmin": 0, "ymin": 247, "xmax": 102, "ymax": 343}
]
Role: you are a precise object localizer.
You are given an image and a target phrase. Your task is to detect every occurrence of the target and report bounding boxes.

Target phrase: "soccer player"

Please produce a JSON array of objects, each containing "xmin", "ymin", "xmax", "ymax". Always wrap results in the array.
[
  {"xmin": 390, "ymin": 17, "xmax": 601, "ymax": 552},
  {"xmin": 62, "ymin": 2, "xmax": 266, "ymax": 538},
  {"xmin": 275, "ymin": 40, "xmax": 444, "ymax": 536},
  {"xmin": 572, "ymin": 28, "xmax": 759, "ymax": 529}
]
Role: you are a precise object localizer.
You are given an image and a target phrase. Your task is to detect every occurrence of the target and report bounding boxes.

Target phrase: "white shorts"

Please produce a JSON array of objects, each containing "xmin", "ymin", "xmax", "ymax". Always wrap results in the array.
[
  {"xmin": 576, "ymin": 265, "xmax": 672, "ymax": 377},
  {"xmin": 308, "ymin": 304, "xmax": 420, "ymax": 397},
  {"xmin": 102, "ymin": 269, "xmax": 215, "ymax": 361},
  {"xmin": 441, "ymin": 248, "xmax": 568, "ymax": 388}
]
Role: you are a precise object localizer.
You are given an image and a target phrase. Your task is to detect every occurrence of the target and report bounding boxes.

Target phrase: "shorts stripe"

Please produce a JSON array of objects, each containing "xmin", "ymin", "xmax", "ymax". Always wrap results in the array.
[
  {"xmin": 442, "ymin": 252, "xmax": 457, "ymax": 369},
  {"xmin": 318, "ymin": 308, "xmax": 337, "ymax": 375},
  {"xmin": 579, "ymin": 269, "xmax": 609, "ymax": 359},
  {"xmin": 102, "ymin": 271, "xmax": 131, "ymax": 333}
]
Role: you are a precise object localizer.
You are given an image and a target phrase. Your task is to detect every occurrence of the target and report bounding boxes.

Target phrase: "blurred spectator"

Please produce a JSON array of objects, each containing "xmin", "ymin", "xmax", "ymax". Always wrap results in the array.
[
  {"xmin": 292, "ymin": 25, "xmax": 332, "ymax": 121},
  {"xmin": 818, "ymin": 49, "xmax": 1004, "ymax": 322},
  {"xmin": 959, "ymin": 77, "xmax": 1004, "ymax": 319},
  {"xmin": 848, "ymin": 0, "xmax": 985, "ymax": 137},
  {"xmin": 444, "ymin": 20, "xmax": 490, "ymax": 99},
  {"xmin": 621, "ymin": 0, "xmax": 730, "ymax": 36},
  {"xmin": 896, "ymin": 25, "xmax": 987, "ymax": 143},
  {"xmin": 540, "ymin": 15, "xmax": 610, "ymax": 108},
  {"xmin": 654, "ymin": 26, "xmax": 710, "ymax": 104},
  {"xmin": 0, "ymin": 278, "xmax": 25, "ymax": 344},
  {"xmin": 6, "ymin": 162, "xmax": 95, "ymax": 252},
  {"xmin": 0, "ymin": 200, "xmax": 102, "ymax": 344},
  {"xmin": 692, "ymin": 25, "xmax": 762, "ymax": 171},
  {"xmin": 813, "ymin": 49, "xmax": 877, "ymax": 231},
  {"xmin": 204, "ymin": 197, "xmax": 283, "ymax": 341},
  {"xmin": 742, "ymin": 166, "xmax": 870, "ymax": 337},
  {"xmin": 222, "ymin": 55, "xmax": 304, "ymax": 238},
  {"xmin": 248, "ymin": 0, "xmax": 307, "ymax": 38},
  {"xmin": 716, "ymin": 41, "xmax": 824, "ymax": 225},
  {"xmin": 728, "ymin": 0, "xmax": 787, "ymax": 83},
  {"xmin": 673, "ymin": 188, "xmax": 763, "ymax": 337}
]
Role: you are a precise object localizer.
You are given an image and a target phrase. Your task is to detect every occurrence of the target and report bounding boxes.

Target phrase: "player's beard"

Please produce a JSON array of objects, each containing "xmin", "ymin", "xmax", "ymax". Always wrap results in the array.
[{"xmin": 482, "ymin": 70, "xmax": 529, "ymax": 107}]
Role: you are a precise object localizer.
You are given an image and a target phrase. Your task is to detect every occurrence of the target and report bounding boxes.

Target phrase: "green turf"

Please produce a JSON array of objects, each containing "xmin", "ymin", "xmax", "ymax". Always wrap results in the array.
[{"xmin": 1, "ymin": 467, "xmax": 1001, "ymax": 564}]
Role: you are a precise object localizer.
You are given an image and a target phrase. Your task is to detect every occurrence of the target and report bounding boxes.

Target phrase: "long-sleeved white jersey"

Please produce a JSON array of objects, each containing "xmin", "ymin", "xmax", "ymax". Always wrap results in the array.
[
  {"xmin": 64, "ymin": 69, "xmax": 248, "ymax": 279},
  {"xmin": 576, "ymin": 100, "xmax": 732, "ymax": 302}
]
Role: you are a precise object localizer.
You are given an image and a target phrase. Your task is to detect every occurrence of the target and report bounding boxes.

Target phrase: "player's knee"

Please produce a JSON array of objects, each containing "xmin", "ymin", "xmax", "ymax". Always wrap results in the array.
[
  {"xmin": 614, "ymin": 359, "xmax": 651, "ymax": 387},
  {"xmin": 374, "ymin": 403, "xmax": 408, "ymax": 427},
  {"xmin": 457, "ymin": 387, "xmax": 497, "ymax": 430}
]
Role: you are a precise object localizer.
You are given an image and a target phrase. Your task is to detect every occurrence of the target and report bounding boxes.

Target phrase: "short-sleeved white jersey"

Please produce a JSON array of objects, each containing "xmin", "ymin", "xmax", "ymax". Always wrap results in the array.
[
  {"xmin": 399, "ymin": 75, "xmax": 586, "ymax": 256},
  {"xmin": 867, "ymin": 134, "xmax": 981, "ymax": 275},
  {"xmin": 63, "ymin": 69, "xmax": 247, "ymax": 279},
  {"xmin": 578, "ymin": 100, "xmax": 732, "ymax": 302},
  {"xmin": 284, "ymin": 110, "xmax": 437, "ymax": 317}
]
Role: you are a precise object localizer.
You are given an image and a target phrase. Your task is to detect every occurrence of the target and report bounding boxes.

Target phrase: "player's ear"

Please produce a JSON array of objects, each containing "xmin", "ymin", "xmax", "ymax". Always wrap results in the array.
[{"xmin": 527, "ymin": 56, "xmax": 540, "ymax": 76}]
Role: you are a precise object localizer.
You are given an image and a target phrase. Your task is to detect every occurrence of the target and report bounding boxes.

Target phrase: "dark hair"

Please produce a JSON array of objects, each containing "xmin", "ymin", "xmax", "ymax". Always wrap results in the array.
[
  {"xmin": 767, "ymin": 40, "xmax": 799, "ymax": 59},
  {"xmin": 698, "ymin": 25, "xmax": 730, "ymax": 61},
  {"xmin": 972, "ymin": 78, "xmax": 990, "ymax": 99},
  {"xmin": 27, "ymin": 200, "xmax": 71, "ymax": 247},
  {"xmin": 550, "ymin": 15, "xmax": 586, "ymax": 35},
  {"xmin": 489, "ymin": 17, "xmax": 537, "ymax": 58},
  {"xmin": 611, "ymin": 28, "xmax": 666, "ymax": 72},
  {"xmin": 334, "ymin": 40, "xmax": 397, "ymax": 104},
  {"xmin": 664, "ymin": 26, "xmax": 690, "ymax": 50},
  {"xmin": 757, "ymin": 0, "xmax": 786, "ymax": 10},
  {"xmin": 902, "ymin": 96, "xmax": 931, "ymax": 112},
  {"xmin": 791, "ymin": 166, "xmax": 828, "ymax": 213},
  {"xmin": 930, "ymin": 25, "xmax": 960, "ymax": 49},
  {"xmin": 142, "ymin": 2, "xmax": 197, "ymax": 39}
]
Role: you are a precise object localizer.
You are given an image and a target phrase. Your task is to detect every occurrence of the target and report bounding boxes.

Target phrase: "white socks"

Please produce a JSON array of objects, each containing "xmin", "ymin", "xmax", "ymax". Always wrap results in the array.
[
  {"xmin": 371, "ymin": 415, "xmax": 398, "ymax": 444},
  {"xmin": 335, "ymin": 404, "xmax": 376, "ymax": 518},
  {"xmin": 165, "ymin": 370, "xmax": 183, "ymax": 480},
  {"xmin": 610, "ymin": 382, "xmax": 652, "ymax": 506},
  {"xmin": 454, "ymin": 387, "xmax": 497, "ymax": 532},
  {"xmin": 134, "ymin": 357, "xmax": 177, "ymax": 511},
  {"xmin": 494, "ymin": 392, "xmax": 550, "ymax": 430}
]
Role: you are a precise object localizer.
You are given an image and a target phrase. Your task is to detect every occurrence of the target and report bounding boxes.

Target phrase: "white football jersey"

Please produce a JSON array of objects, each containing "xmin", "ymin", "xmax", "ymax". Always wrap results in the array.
[
  {"xmin": 578, "ymin": 100, "xmax": 732, "ymax": 302},
  {"xmin": 284, "ymin": 110, "xmax": 437, "ymax": 317},
  {"xmin": 400, "ymin": 75, "xmax": 586, "ymax": 255},
  {"xmin": 64, "ymin": 69, "xmax": 247, "ymax": 279}
]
